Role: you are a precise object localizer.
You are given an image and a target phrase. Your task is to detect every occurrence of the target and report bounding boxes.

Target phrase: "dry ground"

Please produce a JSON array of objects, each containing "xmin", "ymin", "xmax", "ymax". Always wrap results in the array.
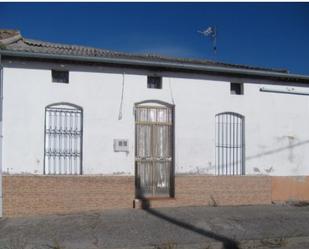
[{"xmin": 0, "ymin": 204, "xmax": 309, "ymax": 249}]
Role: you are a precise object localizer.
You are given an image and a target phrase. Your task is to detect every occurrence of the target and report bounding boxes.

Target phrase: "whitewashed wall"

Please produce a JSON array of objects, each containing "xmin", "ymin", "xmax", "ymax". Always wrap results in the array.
[{"xmin": 2, "ymin": 65, "xmax": 309, "ymax": 176}]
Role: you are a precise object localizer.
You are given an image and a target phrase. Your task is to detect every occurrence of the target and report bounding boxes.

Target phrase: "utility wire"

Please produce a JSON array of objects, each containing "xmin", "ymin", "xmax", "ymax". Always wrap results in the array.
[
  {"xmin": 118, "ymin": 72, "xmax": 125, "ymax": 120},
  {"xmin": 169, "ymin": 78, "xmax": 175, "ymax": 105}
]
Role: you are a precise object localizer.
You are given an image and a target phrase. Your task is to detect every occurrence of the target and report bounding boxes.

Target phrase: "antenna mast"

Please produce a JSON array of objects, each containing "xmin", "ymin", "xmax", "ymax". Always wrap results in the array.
[{"xmin": 198, "ymin": 26, "xmax": 217, "ymax": 54}]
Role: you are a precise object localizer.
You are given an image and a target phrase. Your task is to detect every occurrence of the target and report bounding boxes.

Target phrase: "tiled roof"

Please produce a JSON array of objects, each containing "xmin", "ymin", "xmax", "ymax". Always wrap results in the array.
[{"xmin": 0, "ymin": 29, "xmax": 288, "ymax": 73}]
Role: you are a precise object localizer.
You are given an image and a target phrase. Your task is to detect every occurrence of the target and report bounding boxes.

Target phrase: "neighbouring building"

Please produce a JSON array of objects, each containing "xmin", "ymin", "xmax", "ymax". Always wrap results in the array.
[{"xmin": 0, "ymin": 29, "xmax": 309, "ymax": 217}]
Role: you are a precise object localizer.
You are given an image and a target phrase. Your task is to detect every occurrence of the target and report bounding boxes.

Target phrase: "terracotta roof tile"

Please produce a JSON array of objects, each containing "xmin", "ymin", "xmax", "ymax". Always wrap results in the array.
[{"xmin": 0, "ymin": 29, "xmax": 288, "ymax": 73}]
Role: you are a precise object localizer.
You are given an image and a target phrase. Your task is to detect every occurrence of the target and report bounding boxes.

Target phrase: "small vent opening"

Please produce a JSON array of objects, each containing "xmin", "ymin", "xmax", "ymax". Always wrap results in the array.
[
  {"xmin": 230, "ymin": 83, "xmax": 243, "ymax": 95},
  {"xmin": 147, "ymin": 76, "xmax": 162, "ymax": 89},
  {"xmin": 52, "ymin": 70, "xmax": 69, "ymax": 84}
]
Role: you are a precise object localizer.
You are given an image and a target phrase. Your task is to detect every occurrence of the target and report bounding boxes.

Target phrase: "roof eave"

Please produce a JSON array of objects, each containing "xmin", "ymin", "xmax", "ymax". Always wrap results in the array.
[{"xmin": 1, "ymin": 49, "xmax": 309, "ymax": 83}]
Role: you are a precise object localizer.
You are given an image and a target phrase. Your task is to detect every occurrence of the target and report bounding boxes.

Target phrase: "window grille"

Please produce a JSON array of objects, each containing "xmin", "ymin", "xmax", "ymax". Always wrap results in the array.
[
  {"xmin": 44, "ymin": 103, "xmax": 83, "ymax": 175},
  {"xmin": 215, "ymin": 112, "xmax": 245, "ymax": 175}
]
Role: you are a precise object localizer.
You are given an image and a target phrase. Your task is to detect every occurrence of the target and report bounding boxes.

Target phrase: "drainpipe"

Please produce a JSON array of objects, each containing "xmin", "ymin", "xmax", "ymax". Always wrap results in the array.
[{"xmin": 0, "ymin": 54, "xmax": 3, "ymax": 217}]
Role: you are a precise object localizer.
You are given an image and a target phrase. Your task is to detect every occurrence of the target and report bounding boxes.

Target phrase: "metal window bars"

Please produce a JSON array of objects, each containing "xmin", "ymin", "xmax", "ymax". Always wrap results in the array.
[
  {"xmin": 215, "ymin": 112, "xmax": 245, "ymax": 175},
  {"xmin": 44, "ymin": 104, "xmax": 83, "ymax": 175}
]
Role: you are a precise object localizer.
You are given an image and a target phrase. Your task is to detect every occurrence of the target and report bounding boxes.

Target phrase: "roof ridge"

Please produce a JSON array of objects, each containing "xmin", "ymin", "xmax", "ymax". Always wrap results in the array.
[{"xmin": 0, "ymin": 29, "xmax": 22, "ymax": 45}]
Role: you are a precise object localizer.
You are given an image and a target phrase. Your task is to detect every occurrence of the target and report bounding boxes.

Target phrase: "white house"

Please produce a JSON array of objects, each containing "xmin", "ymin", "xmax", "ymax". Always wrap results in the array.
[{"xmin": 0, "ymin": 29, "xmax": 309, "ymax": 217}]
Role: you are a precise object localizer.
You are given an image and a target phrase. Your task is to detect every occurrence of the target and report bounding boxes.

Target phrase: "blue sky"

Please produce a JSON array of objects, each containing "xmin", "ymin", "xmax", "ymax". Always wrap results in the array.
[{"xmin": 1, "ymin": 3, "xmax": 309, "ymax": 74}]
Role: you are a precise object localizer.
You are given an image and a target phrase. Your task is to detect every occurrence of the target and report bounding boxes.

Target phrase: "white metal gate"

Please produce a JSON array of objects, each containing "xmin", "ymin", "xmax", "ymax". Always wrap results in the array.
[
  {"xmin": 44, "ymin": 103, "xmax": 83, "ymax": 175},
  {"xmin": 215, "ymin": 112, "xmax": 245, "ymax": 175},
  {"xmin": 135, "ymin": 102, "xmax": 174, "ymax": 198}
]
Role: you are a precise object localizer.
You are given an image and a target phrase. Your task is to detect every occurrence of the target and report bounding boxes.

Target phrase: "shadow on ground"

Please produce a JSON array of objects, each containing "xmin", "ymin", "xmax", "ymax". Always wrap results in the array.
[{"xmin": 141, "ymin": 200, "xmax": 239, "ymax": 249}]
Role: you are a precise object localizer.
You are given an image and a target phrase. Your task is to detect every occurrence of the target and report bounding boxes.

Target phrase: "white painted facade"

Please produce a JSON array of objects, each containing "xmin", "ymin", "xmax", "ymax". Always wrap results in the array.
[{"xmin": 2, "ymin": 61, "xmax": 309, "ymax": 176}]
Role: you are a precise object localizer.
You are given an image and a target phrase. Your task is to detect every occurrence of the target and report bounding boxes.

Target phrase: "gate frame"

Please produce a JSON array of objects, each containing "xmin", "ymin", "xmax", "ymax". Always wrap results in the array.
[
  {"xmin": 43, "ymin": 102, "xmax": 84, "ymax": 175},
  {"xmin": 134, "ymin": 100, "xmax": 175, "ymax": 199}
]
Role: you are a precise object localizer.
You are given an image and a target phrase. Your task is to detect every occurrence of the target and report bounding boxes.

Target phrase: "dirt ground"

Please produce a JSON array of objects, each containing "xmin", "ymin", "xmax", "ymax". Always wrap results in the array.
[{"xmin": 0, "ymin": 204, "xmax": 309, "ymax": 249}]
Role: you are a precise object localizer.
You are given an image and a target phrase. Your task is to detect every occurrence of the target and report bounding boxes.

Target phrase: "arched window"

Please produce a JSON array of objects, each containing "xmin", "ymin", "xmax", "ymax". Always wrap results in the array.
[
  {"xmin": 44, "ymin": 103, "xmax": 83, "ymax": 175},
  {"xmin": 215, "ymin": 112, "xmax": 245, "ymax": 175}
]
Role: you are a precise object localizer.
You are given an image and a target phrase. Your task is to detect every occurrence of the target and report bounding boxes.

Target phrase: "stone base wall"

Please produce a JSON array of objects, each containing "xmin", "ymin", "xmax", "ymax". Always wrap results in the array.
[{"xmin": 2, "ymin": 175, "xmax": 274, "ymax": 217}]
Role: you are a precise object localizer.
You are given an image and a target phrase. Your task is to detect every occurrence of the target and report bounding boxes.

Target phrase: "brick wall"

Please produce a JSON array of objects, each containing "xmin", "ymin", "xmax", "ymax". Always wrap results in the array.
[
  {"xmin": 272, "ymin": 176, "xmax": 309, "ymax": 203},
  {"xmin": 149, "ymin": 175, "xmax": 272, "ymax": 208},
  {"xmin": 3, "ymin": 175, "xmax": 272, "ymax": 217},
  {"xmin": 3, "ymin": 175, "xmax": 135, "ymax": 217}
]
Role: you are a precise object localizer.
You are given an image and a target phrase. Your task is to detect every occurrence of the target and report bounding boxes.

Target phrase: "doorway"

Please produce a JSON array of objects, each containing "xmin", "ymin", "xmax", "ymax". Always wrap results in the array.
[{"xmin": 135, "ymin": 101, "xmax": 174, "ymax": 198}]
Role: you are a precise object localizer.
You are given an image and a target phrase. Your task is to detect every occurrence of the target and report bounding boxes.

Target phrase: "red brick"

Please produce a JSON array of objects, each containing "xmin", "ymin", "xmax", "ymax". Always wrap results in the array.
[{"xmin": 3, "ymin": 175, "xmax": 272, "ymax": 217}]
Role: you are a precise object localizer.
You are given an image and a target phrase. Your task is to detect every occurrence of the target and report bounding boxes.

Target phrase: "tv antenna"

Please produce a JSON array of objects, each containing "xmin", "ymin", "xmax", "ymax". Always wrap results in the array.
[{"xmin": 198, "ymin": 26, "xmax": 217, "ymax": 54}]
